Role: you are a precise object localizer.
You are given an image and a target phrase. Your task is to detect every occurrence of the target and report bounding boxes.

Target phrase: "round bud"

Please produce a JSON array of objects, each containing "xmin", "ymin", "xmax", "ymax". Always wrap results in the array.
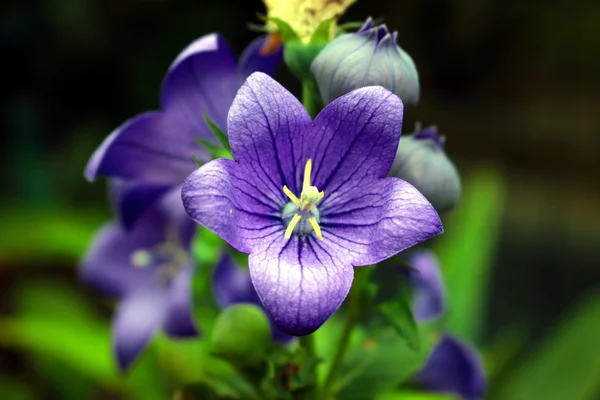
[
  {"xmin": 389, "ymin": 125, "xmax": 461, "ymax": 213},
  {"xmin": 311, "ymin": 18, "xmax": 420, "ymax": 106},
  {"xmin": 212, "ymin": 303, "xmax": 272, "ymax": 366}
]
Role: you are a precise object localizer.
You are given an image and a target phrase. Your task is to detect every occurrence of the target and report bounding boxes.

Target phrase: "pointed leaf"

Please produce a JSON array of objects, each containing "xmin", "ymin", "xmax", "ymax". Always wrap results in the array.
[
  {"xmin": 202, "ymin": 110, "xmax": 231, "ymax": 152},
  {"xmin": 378, "ymin": 297, "xmax": 420, "ymax": 351}
]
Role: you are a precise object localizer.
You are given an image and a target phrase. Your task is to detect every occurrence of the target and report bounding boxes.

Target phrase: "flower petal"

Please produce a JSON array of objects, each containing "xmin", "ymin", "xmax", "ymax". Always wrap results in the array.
[
  {"xmin": 113, "ymin": 285, "xmax": 169, "ymax": 371},
  {"xmin": 228, "ymin": 72, "xmax": 312, "ymax": 197},
  {"xmin": 161, "ymin": 33, "xmax": 238, "ymax": 130},
  {"xmin": 182, "ymin": 158, "xmax": 285, "ymax": 253},
  {"xmin": 113, "ymin": 181, "xmax": 173, "ymax": 230},
  {"xmin": 238, "ymin": 36, "xmax": 283, "ymax": 81},
  {"xmin": 407, "ymin": 250, "xmax": 446, "ymax": 321},
  {"xmin": 80, "ymin": 222, "xmax": 159, "ymax": 298},
  {"xmin": 213, "ymin": 252, "xmax": 294, "ymax": 343},
  {"xmin": 320, "ymin": 177, "xmax": 442, "ymax": 266},
  {"xmin": 213, "ymin": 252, "xmax": 261, "ymax": 308},
  {"xmin": 163, "ymin": 264, "xmax": 199, "ymax": 337},
  {"xmin": 304, "ymin": 86, "xmax": 403, "ymax": 198},
  {"xmin": 85, "ymin": 112, "xmax": 201, "ymax": 184},
  {"xmin": 249, "ymin": 235, "xmax": 354, "ymax": 336},
  {"xmin": 416, "ymin": 334, "xmax": 486, "ymax": 399}
]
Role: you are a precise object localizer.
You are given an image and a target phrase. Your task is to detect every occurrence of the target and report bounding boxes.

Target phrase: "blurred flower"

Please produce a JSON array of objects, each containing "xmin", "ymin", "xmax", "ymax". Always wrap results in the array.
[
  {"xmin": 415, "ymin": 334, "xmax": 487, "ymax": 400},
  {"xmin": 81, "ymin": 187, "xmax": 197, "ymax": 371},
  {"xmin": 406, "ymin": 251, "xmax": 486, "ymax": 399},
  {"xmin": 263, "ymin": 0, "xmax": 356, "ymax": 43},
  {"xmin": 213, "ymin": 253, "xmax": 292, "ymax": 343},
  {"xmin": 406, "ymin": 250, "xmax": 446, "ymax": 321},
  {"xmin": 311, "ymin": 18, "xmax": 419, "ymax": 106},
  {"xmin": 182, "ymin": 72, "xmax": 442, "ymax": 335},
  {"xmin": 85, "ymin": 33, "xmax": 281, "ymax": 226},
  {"xmin": 388, "ymin": 124, "xmax": 461, "ymax": 213}
]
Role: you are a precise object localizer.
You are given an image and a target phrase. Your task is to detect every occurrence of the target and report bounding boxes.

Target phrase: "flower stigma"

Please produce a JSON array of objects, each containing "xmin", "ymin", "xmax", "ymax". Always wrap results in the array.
[
  {"xmin": 129, "ymin": 227, "xmax": 189, "ymax": 284},
  {"xmin": 282, "ymin": 159, "xmax": 324, "ymax": 240}
]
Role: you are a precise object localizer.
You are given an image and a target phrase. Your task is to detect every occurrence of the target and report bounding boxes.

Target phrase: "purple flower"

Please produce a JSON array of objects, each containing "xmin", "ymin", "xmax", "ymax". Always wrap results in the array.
[
  {"xmin": 213, "ymin": 253, "xmax": 293, "ymax": 343},
  {"xmin": 85, "ymin": 34, "xmax": 281, "ymax": 225},
  {"xmin": 415, "ymin": 334, "xmax": 486, "ymax": 400},
  {"xmin": 406, "ymin": 251, "xmax": 486, "ymax": 399},
  {"xmin": 81, "ymin": 187, "xmax": 197, "ymax": 371},
  {"xmin": 182, "ymin": 72, "xmax": 442, "ymax": 335},
  {"xmin": 406, "ymin": 250, "xmax": 446, "ymax": 320}
]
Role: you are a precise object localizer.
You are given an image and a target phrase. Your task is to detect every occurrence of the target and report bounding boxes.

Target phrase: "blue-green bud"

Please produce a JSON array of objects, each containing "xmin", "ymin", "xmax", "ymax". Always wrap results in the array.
[
  {"xmin": 212, "ymin": 303, "xmax": 272, "ymax": 366},
  {"xmin": 389, "ymin": 124, "xmax": 461, "ymax": 213},
  {"xmin": 311, "ymin": 18, "xmax": 419, "ymax": 106}
]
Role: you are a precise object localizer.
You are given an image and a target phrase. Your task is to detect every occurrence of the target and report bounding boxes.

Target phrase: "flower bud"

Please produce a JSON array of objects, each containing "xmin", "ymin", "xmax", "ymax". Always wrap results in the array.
[
  {"xmin": 388, "ymin": 124, "xmax": 461, "ymax": 213},
  {"xmin": 212, "ymin": 303, "xmax": 272, "ymax": 366},
  {"xmin": 311, "ymin": 18, "xmax": 419, "ymax": 106}
]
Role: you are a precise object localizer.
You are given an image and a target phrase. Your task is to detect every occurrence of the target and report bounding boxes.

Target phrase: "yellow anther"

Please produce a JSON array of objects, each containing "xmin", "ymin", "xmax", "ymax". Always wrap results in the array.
[
  {"xmin": 317, "ymin": 191, "xmax": 324, "ymax": 203},
  {"xmin": 303, "ymin": 159, "xmax": 313, "ymax": 191},
  {"xmin": 284, "ymin": 214, "xmax": 302, "ymax": 239},
  {"xmin": 283, "ymin": 185, "xmax": 300, "ymax": 206},
  {"xmin": 308, "ymin": 218, "xmax": 323, "ymax": 240}
]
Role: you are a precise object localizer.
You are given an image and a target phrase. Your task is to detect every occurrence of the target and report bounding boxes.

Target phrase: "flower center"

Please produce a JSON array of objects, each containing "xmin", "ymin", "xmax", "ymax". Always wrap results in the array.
[
  {"xmin": 129, "ymin": 227, "xmax": 188, "ymax": 285},
  {"xmin": 281, "ymin": 159, "xmax": 325, "ymax": 240}
]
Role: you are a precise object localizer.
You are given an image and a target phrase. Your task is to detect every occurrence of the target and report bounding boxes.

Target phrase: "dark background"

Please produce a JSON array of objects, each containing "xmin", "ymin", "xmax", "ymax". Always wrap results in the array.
[{"xmin": 1, "ymin": 0, "xmax": 599, "ymax": 396}]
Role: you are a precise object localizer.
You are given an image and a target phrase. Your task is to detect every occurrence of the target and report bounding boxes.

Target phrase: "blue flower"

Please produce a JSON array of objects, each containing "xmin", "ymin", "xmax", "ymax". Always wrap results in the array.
[
  {"xmin": 85, "ymin": 34, "xmax": 281, "ymax": 226},
  {"xmin": 311, "ymin": 18, "xmax": 419, "ymax": 106},
  {"xmin": 407, "ymin": 251, "xmax": 486, "ymax": 399},
  {"xmin": 182, "ymin": 72, "xmax": 442, "ymax": 335},
  {"xmin": 81, "ymin": 187, "xmax": 197, "ymax": 371}
]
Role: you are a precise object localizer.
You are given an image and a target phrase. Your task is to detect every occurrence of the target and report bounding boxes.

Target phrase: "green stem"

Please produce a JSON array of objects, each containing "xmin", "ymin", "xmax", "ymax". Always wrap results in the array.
[
  {"xmin": 319, "ymin": 268, "xmax": 371, "ymax": 399},
  {"xmin": 302, "ymin": 80, "xmax": 318, "ymax": 118},
  {"xmin": 299, "ymin": 334, "xmax": 317, "ymax": 399}
]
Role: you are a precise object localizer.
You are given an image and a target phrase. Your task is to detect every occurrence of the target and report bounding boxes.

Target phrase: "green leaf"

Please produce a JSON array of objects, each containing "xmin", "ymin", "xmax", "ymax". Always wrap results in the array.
[
  {"xmin": 433, "ymin": 166, "xmax": 508, "ymax": 343},
  {"xmin": 378, "ymin": 297, "xmax": 420, "ymax": 351},
  {"xmin": 265, "ymin": 17, "xmax": 301, "ymax": 43},
  {"xmin": 192, "ymin": 155, "xmax": 203, "ymax": 167},
  {"xmin": 334, "ymin": 324, "xmax": 441, "ymax": 400},
  {"xmin": 309, "ymin": 18, "xmax": 335, "ymax": 44},
  {"xmin": 376, "ymin": 390, "xmax": 458, "ymax": 400},
  {"xmin": 496, "ymin": 291, "xmax": 600, "ymax": 400},
  {"xmin": 196, "ymin": 139, "xmax": 233, "ymax": 160},
  {"xmin": 202, "ymin": 110, "xmax": 231, "ymax": 152}
]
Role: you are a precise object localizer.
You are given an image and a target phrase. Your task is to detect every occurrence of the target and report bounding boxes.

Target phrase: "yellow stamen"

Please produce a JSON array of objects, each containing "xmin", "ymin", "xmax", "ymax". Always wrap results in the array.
[
  {"xmin": 283, "ymin": 185, "xmax": 300, "ymax": 206},
  {"xmin": 317, "ymin": 191, "xmax": 324, "ymax": 203},
  {"xmin": 308, "ymin": 217, "xmax": 323, "ymax": 240},
  {"xmin": 284, "ymin": 214, "xmax": 302, "ymax": 239},
  {"xmin": 303, "ymin": 159, "xmax": 313, "ymax": 191}
]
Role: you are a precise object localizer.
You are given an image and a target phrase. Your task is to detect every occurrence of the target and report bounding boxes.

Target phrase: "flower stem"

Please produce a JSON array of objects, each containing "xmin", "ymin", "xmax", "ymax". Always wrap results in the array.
[
  {"xmin": 302, "ymin": 80, "xmax": 319, "ymax": 118},
  {"xmin": 319, "ymin": 267, "xmax": 371, "ymax": 399}
]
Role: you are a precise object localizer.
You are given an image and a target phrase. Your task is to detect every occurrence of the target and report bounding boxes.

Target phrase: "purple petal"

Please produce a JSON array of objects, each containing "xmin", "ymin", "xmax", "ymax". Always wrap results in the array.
[
  {"xmin": 113, "ymin": 285, "xmax": 169, "ymax": 371},
  {"xmin": 213, "ymin": 252, "xmax": 294, "ymax": 343},
  {"xmin": 237, "ymin": 36, "xmax": 283, "ymax": 81},
  {"xmin": 305, "ymin": 86, "xmax": 403, "ymax": 197},
  {"xmin": 161, "ymin": 33, "xmax": 238, "ymax": 131},
  {"xmin": 80, "ymin": 222, "xmax": 160, "ymax": 298},
  {"xmin": 157, "ymin": 185, "xmax": 196, "ymax": 249},
  {"xmin": 407, "ymin": 250, "xmax": 446, "ymax": 321},
  {"xmin": 320, "ymin": 178, "xmax": 443, "ymax": 266},
  {"xmin": 162, "ymin": 264, "xmax": 199, "ymax": 337},
  {"xmin": 416, "ymin": 334, "xmax": 486, "ymax": 399},
  {"xmin": 227, "ymin": 72, "xmax": 312, "ymax": 197},
  {"xmin": 85, "ymin": 112, "xmax": 200, "ymax": 184},
  {"xmin": 249, "ymin": 235, "xmax": 354, "ymax": 336},
  {"xmin": 113, "ymin": 181, "xmax": 172, "ymax": 230},
  {"xmin": 213, "ymin": 252, "xmax": 261, "ymax": 308},
  {"xmin": 182, "ymin": 158, "xmax": 285, "ymax": 253}
]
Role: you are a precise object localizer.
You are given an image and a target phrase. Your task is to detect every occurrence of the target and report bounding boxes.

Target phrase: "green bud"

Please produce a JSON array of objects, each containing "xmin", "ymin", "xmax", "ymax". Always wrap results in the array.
[{"xmin": 212, "ymin": 303, "xmax": 272, "ymax": 366}]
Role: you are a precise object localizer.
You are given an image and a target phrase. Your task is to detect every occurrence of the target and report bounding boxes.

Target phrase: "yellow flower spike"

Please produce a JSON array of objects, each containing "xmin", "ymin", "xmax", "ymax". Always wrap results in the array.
[
  {"xmin": 308, "ymin": 217, "xmax": 323, "ymax": 240},
  {"xmin": 263, "ymin": 0, "xmax": 357, "ymax": 43},
  {"xmin": 303, "ymin": 158, "xmax": 313, "ymax": 191},
  {"xmin": 283, "ymin": 185, "xmax": 300, "ymax": 207},
  {"xmin": 285, "ymin": 214, "xmax": 303, "ymax": 239}
]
